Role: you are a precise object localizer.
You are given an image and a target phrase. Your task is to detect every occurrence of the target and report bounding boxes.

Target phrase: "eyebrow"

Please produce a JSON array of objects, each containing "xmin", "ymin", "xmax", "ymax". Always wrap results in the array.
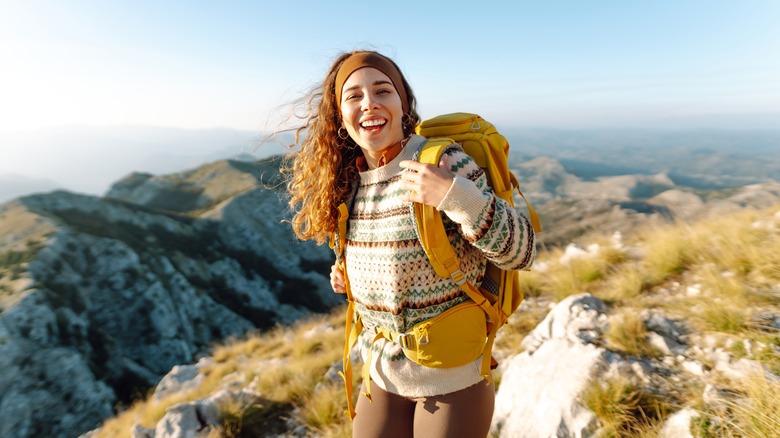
[{"xmin": 343, "ymin": 80, "xmax": 394, "ymax": 93}]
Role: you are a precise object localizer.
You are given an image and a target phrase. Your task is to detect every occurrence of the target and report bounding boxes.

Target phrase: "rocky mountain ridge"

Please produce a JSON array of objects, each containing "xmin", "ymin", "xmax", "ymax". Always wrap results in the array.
[{"xmin": 0, "ymin": 157, "xmax": 337, "ymax": 437}]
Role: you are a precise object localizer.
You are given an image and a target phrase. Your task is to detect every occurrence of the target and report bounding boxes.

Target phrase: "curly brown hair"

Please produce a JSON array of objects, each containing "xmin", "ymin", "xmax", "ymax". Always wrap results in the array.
[{"xmin": 282, "ymin": 50, "xmax": 420, "ymax": 245}]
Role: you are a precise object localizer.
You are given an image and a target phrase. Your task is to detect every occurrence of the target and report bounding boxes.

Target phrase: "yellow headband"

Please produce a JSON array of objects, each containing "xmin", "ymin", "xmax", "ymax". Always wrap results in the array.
[{"xmin": 334, "ymin": 52, "xmax": 409, "ymax": 115}]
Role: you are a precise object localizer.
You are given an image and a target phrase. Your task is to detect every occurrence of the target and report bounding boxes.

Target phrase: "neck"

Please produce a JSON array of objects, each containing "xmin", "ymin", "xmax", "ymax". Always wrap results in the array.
[{"xmin": 364, "ymin": 136, "xmax": 409, "ymax": 170}]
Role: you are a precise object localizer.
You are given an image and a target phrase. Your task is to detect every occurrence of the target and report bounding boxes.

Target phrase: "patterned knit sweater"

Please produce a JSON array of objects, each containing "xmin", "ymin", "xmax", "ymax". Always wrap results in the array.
[{"xmin": 344, "ymin": 134, "xmax": 536, "ymax": 398}]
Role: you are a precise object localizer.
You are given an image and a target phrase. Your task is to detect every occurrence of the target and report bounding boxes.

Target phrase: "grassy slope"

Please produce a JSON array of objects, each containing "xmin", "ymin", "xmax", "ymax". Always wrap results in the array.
[{"xmin": 94, "ymin": 205, "xmax": 780, "ymax": 437}]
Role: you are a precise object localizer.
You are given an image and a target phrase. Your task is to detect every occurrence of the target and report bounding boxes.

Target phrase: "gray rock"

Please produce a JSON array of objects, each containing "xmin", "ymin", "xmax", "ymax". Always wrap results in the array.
[
  {"xmin": 492, "ymin": 339, "xmax": 603, "ymax": 438},
  {"xmin": 154, "ymin": 364, "xmax": 204, "ymax": 401},
  {"xmin": 714, "ymin": 357, "xmax": 767, "ymax": 381},
  {"xmin": 154, "ymin": 403, "xmax": 211, "ymax": 438},
  {"xmin": 681, "ymin": 360, "xmax": 706, "ymax": 376},
  {"xmin": 131, "ymin": 423, "xmax": 155, "ymax": 438},
  {"xmin": 660, "ymin": 408, "xmax": 699, "ymax": 438},
  {"xmin": 492, "ymin": 294, "xmax": 609, "ymax": 438},
  {"xmin": 149, "ymin": 388, "xmax": 261, "ymax": 438},
  {"xmin": 520, "ymin": 293, "xmax": 607, "ymax": 352}
]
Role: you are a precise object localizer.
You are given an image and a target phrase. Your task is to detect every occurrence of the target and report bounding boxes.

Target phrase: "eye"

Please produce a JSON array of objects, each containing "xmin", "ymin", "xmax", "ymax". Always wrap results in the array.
[{"xmin": 345, "ymin": 93, "xmax": 361, "ymax": 101}]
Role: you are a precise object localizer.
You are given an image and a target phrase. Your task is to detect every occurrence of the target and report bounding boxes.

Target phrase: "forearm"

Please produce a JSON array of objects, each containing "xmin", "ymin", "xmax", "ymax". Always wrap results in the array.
[{"xmin": 438, "ymin": 175, "xmax": 536, "ymax": 271}]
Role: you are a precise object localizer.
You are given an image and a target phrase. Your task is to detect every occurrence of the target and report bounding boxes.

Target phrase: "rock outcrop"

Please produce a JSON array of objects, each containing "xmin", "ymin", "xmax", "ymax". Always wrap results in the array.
[
  {"xmin": 0, "ymin": 157, "xmax": 338, "ymax": 438},
  {"xmin": 491, "ymin": 292, "xmax": 778, "ymax": 438},
  {"xmin": 491, "ymin": 294, "xmax": 607, "ymax": 437}
]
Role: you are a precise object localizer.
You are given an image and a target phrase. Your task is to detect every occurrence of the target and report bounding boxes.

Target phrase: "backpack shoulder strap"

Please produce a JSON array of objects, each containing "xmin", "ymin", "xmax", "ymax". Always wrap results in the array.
[
  {"xmin": 415, "ymin": 139, "xmax": 500, "ymax": 322},
  {"xmin": 415, "ymin": 138, "xmax": 458, "ymax": 279},
  {"xmin": 331, "ymin": 202, "xmax": 363, "ymax": 419}
]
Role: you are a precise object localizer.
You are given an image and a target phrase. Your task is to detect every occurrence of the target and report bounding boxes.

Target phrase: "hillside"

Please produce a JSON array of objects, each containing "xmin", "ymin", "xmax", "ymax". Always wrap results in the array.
[
  {"xmin": 85, "ymin": 205, "xmax": 780, "ymax": 437},
  {"xmin": 2, "ymin": 147, "xmax": 780, "ymax": 437},
  {"xmin": 0, "ymin": 157, "xmax": 338, "ymax": 438},
  {"xmin": 512, "ymin": 155, "xmax": 780, "ymax": 246}
]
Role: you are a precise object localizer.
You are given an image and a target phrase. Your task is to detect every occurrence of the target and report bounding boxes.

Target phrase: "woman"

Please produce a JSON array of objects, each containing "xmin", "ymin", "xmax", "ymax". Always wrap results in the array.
[{"xmin": 285, "ymin": 50, "xmax": 536, "ymax": 437}]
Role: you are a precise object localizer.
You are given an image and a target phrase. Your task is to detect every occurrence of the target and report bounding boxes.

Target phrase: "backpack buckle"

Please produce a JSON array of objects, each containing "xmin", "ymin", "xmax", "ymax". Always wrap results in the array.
[
  {"xmin": 450, "ymin": 270, "xmax": 466, "ymax": 286},
  {"xmin": 398, "ymin": 333, "xmax": 416, "ymax": 349}
]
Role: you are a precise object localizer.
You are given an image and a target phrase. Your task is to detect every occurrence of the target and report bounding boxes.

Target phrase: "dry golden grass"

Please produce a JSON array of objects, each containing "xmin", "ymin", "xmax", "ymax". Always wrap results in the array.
[
  {"xmin": 519, "ymin": 268, "xmax": 545, "ymax": 298},
  {"xmin": 495, "ymin": 301, "xmax": 551, "ymax": 353},
  {"xmin": 604, "ymin": 311, "xmax": 662, "ymax": 358},
  {"xmin": 91, "ymin": 310, "xmax": 346, "ymax": 437},
  {"xmin": 723, "ymin": 372, "xmax": 780, "ymax": 437},
  {"xmin": 537, "ymin": 243, "xmax": 631, "ymax": 302},
  {"xmin": 641, "ymin": 224, "xmax": 695, "ymax": 286},
  {"xmin": 691, "ymin": 371, "xmax": 780, "ymax": 438},
  {"xmin": 294, "ymin": 383, "xmax": 349, "ymax": 434},
  {"xmin": 597, "ymin": 265, "xmax": 650, "ymax": 304},
  {"xmin": 581, "ymin": 375, "xmax": 668, "ymax": 437}
]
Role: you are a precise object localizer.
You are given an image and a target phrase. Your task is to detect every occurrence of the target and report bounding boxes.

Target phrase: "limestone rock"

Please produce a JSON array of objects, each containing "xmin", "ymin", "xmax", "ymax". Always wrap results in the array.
[
  {"xmin": 154, "ymin": 403, "xmax": 211, "ymax": 438},
  {"xmin": 492, "ymin": 340, "xmax": 603, "ymax": 438},
  {"xmin": 492, "ymin": 294, "xmax": 608, "ymax": 438},
  {"xmin": 154, "ymin": 364, "xmax": 205, "ymax": 401},
  {"xmin": 520, "ymin": 293, "xmax": 607, "ymax": 352},
  {"xmin": 660, "ymin": 408, "xmax": 699, "ymax": 438}
]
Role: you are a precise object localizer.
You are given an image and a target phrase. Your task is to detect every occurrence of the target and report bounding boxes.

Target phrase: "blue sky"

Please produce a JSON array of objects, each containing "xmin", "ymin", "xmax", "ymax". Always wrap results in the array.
[{"xmin": 1, "ymin": 0, "xmax": 779, "ymax": 133}]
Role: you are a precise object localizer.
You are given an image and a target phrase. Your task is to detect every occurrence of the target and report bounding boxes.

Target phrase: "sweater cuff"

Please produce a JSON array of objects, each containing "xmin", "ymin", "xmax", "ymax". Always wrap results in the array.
[{"xmin": 437, "ymin": 175, "xmax": 491, "ymax": 227}]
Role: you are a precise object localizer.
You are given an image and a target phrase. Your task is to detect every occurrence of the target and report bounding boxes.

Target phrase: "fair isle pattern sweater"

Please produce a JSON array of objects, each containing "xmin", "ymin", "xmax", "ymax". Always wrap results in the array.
[{"xmin": 344, "ymin": 134, "xmax": 536, "ymax": 398}]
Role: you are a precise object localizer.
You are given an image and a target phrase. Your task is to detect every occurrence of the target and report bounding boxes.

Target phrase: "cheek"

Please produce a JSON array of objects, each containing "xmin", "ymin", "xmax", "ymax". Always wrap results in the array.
[{"xmin": 341, "ymin": 107, "xmax": 357, "ymax": 128}]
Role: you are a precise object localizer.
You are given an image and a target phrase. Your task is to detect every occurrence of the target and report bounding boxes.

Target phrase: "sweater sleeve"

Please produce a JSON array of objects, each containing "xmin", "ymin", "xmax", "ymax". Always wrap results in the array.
[{"xmin": 436, "ymin": 146, "xmax": 536, "ymax": 271}]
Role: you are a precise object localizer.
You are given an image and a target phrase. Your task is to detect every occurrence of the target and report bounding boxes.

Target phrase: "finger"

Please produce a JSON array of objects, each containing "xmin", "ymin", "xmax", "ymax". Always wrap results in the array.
[
  {"xmin": 401, "ymin": 170, "xmax": 420, "ymax": 184},
  {"xmin": 331, "ymin": 275, "xmax": 346, "ymax": 293},
  {"xmin": 399, "ymin": 180, "xmax": 418, "ymax": 192},
  {"xmin": 330, "ymin": 264, "xmax": 347, "ymax": 293},
  {"xmin": 399, "ymin": 160, "xmax": 431, "ymax": 172},
  {"xmin": 401, "ymin": 191, "xmax": 423, "ymax": 204}
]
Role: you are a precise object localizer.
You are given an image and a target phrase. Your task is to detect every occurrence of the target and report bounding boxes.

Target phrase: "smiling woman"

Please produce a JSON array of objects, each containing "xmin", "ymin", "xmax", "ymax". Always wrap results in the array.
[
  {"xmin": 339, "ymin": 68, "xmax": 406, "ymax": 168},
  {"xmin": 280, "ymin": 50, "xmax": 537, "ymax": 438}
]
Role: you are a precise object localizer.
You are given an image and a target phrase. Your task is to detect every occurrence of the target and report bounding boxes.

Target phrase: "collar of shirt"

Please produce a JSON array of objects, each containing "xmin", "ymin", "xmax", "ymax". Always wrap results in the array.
[{"xmin": 355, "ymin": 141, "xmax": 405, "ymax": 172}]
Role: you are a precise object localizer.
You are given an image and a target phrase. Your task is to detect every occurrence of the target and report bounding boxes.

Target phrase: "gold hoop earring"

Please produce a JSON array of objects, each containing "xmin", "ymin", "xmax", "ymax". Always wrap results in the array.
[{"xmin": 338, "ymin": 127, "xmax": 349, "ymax": 140}]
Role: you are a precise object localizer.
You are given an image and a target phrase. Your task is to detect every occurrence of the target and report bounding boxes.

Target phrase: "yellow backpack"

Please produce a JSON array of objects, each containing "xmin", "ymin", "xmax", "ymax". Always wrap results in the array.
[{"xmin": 332, "ymin": 113, "xmax": 541, "ymax": 419}]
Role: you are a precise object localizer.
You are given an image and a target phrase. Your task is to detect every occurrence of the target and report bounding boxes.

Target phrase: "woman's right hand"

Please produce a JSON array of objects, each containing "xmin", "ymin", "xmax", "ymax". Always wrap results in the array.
[{"xmin": 330, "ymin": 263, "xmax": 346, "ymax": 294}]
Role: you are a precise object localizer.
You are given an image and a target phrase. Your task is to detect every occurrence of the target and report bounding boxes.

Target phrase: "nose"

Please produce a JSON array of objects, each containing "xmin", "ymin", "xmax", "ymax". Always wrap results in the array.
[{"xmin": 360, "ymin": 94, "xmax": 379, "ymax": 112}]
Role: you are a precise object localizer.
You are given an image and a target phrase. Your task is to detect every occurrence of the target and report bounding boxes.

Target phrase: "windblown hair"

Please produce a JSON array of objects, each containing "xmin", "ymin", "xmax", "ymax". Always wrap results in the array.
[{"xmin": 282, "ymin": 50, "xmax": 420, "ymax": 244}]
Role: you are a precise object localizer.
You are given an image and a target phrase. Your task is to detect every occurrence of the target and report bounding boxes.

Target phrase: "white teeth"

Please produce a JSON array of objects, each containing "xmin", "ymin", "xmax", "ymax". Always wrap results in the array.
[{"xmin": 361, "ymin": 119, "xmax": 386, "ymax": 128}]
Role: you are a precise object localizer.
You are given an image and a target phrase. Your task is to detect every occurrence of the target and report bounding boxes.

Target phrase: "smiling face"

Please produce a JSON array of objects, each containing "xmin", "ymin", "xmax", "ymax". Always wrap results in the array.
[{"xmin": 339, "ymin": 67, "xmax": 405, "ymax": 166}]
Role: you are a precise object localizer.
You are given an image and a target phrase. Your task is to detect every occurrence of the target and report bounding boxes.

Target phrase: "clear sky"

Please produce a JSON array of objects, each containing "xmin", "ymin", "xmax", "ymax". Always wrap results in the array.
[{"xmin": 1, "ymin": 0, "xmax": 779, "ymax": 134}]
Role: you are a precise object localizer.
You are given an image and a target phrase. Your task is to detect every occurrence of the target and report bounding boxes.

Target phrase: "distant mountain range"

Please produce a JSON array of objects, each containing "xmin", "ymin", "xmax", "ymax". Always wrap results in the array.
[
  {"xmin": 1, "ymin": 126, "xmax": 777, "ymax": 203},
  {"xmin": 512, "ymin": 153, "xmax": 780, "ymax": 245},
  {"xmin": 0, "ymin": 126, "xmax": 291, "ymax": 202},
  {"xmin": 0, "ymin": 173, "xmax": 62, "ymax": 202}
]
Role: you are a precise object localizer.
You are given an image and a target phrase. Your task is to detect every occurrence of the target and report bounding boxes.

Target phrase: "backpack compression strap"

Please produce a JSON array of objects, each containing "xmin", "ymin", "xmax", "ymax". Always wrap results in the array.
[{"xmin": 510, "ymin": 174, "xmax": 542, "ymax": 233}]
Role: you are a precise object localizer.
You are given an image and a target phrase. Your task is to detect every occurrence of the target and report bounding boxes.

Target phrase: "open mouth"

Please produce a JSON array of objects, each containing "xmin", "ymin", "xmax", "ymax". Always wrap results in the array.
[{"xmin": 360, "ymin": 119, "xmax": 386, "ymax": 132}]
